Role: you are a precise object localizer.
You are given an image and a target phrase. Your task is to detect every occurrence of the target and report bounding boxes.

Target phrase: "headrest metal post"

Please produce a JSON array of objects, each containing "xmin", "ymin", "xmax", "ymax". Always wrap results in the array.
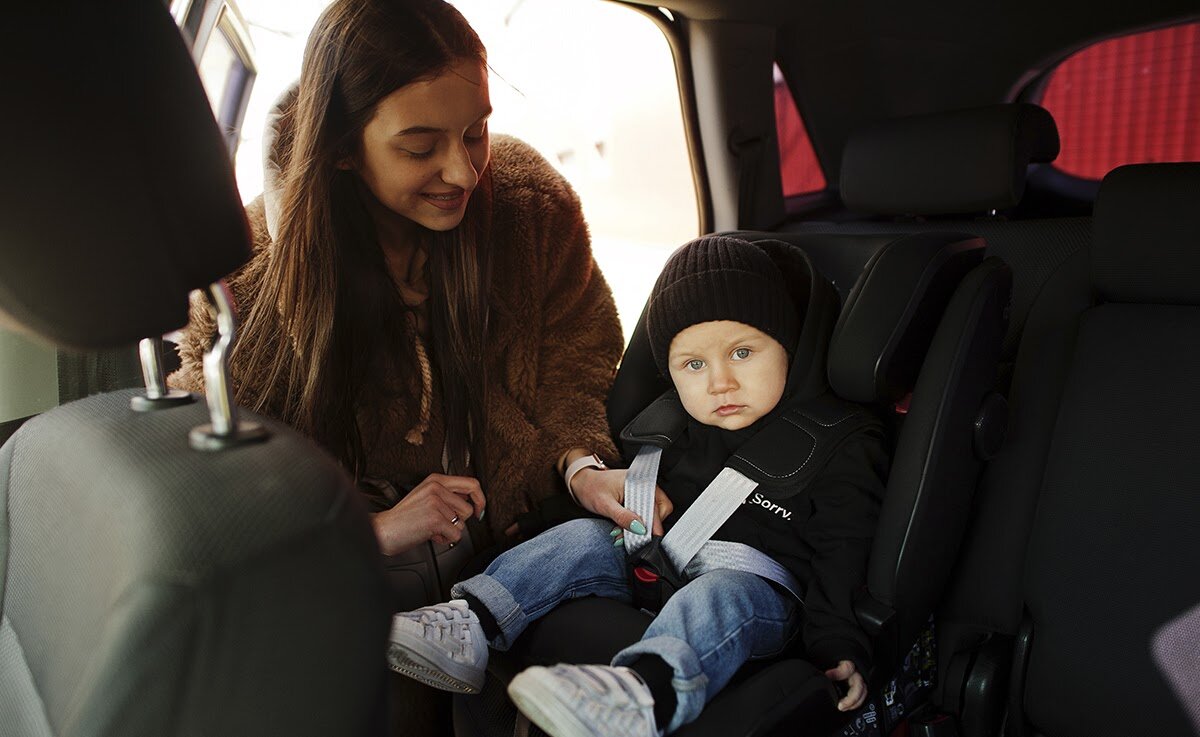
[
  {"xmin": 142, "ymin": 337, "xmax": 167, "ymax": 399},
  {"xmin": 130, "ymin": 336, "xmax": 193, "ymax": 411},
  {"xmin": 189, "ymin": 281, "xmax": 268, "ymax": 450}
]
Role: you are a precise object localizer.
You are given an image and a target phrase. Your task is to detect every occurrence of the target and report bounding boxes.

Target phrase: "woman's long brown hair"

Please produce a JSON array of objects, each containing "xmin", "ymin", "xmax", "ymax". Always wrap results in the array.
[{"xmin": 232, "ymin": 0, "xmax": 490, "ymax": 480}]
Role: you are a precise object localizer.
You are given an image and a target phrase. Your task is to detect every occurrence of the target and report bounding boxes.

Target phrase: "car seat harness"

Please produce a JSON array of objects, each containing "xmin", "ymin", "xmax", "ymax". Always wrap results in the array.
[{"xmin": 619, "ymin": 390, "xmax": 875, "ymax": 613}]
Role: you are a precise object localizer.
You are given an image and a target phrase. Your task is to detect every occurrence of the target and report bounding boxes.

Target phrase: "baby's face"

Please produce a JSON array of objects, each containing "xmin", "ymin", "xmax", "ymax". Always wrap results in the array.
[{"xmin": 667, "ymin": 321, "xmax": 789, "ymax": 431}]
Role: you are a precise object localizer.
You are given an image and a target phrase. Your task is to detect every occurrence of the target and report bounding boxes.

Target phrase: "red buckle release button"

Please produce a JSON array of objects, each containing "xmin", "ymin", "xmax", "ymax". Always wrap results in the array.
[{"xmin": 633, "ymin": 566, "xmax": 660, "ymax": 583}]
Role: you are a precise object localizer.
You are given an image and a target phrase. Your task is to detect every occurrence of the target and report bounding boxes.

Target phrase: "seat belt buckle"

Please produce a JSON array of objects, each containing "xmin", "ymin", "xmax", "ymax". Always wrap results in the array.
[{"xmin": 628, "ymin": 536, "xmax": 683, "ymax": 613}]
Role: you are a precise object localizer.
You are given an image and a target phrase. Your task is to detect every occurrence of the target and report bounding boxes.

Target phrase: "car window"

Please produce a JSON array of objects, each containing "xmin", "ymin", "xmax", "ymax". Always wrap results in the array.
[
  {"xmin": 774, "ymin": 63, "xmax": 826, "ymax": 198},
  {"xmin": 176, "ymin": 0, "xmax": 257, "ymax": 156},
  {"xmin": 1038, "ymin": 21, "xmax": 1199, "ymax": 180},
  {"xmin": 454, "ymin": 0, "xmax": 698, "ymax": 341}
]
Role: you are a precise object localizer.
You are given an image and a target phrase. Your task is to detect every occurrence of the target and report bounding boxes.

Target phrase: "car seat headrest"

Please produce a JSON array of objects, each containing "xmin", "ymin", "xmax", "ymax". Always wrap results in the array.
[
  {"xmin": 1093, "ymin": 163, "xmax": 1200, "ymax": 305},
  {"xmin": 827, "ymin": 232, "xmax": 986, "ymax": 403},
  {"xmin": 840, "ymin": 103, "xmax": 1060, "ymax": 216},
  {"xmin": 0, "ymin": 0, "xmax": 251, "ymax": 350}
]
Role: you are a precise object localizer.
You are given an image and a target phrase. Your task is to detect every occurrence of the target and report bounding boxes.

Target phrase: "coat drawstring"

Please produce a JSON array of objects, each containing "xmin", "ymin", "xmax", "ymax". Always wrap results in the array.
[{"xmin": 404, "ymin": 312, "xmax": 432, "ymax": 446}]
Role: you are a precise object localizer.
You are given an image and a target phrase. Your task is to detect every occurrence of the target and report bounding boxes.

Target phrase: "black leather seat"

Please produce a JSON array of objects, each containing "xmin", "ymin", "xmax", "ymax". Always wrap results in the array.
[
  {"xmin": 0, "ymin": 2, "xmax": 389, "ymax": 735},
  {"xmin": 771, "ymin": 104, "xmax": 1093, "ymax": 729},
  {"xmin": 998, "ymin": 163, "xmax": 1200, "ymax": 736},
  {"xmin": 784, "ymin": 103, "xmax": 1081, "ymax": 383}
]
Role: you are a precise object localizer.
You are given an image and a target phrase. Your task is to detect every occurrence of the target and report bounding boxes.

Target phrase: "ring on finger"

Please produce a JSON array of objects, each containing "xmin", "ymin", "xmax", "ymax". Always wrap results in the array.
[{"xmin": 450, "ymin": 515, "xmax": 460, "ymax": 526}]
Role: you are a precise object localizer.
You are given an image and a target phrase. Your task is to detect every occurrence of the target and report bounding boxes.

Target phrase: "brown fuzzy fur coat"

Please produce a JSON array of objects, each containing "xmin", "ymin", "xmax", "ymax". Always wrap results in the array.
[{"xmin": 169, "ymin": 135, "xmax": 623, "ymax": 536}]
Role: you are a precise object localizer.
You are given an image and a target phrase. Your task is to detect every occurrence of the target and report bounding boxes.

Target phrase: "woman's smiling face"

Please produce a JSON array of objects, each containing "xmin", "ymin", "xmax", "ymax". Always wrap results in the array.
[{"xmin": 350, "ymin": 58, "xmax": 492, "ymax": 232}]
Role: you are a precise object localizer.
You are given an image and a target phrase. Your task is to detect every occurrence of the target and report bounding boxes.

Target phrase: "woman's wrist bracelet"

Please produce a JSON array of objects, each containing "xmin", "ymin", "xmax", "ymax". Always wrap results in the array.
[{"xmin": 562, "ymin": 453, "xmax": 606, "ymax": 503}]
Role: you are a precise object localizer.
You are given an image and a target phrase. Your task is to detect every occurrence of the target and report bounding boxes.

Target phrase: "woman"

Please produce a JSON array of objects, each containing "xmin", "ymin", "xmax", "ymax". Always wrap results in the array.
[{"xmin": 170, "ymin": 0, "xmax": 667, "ymax": 731}]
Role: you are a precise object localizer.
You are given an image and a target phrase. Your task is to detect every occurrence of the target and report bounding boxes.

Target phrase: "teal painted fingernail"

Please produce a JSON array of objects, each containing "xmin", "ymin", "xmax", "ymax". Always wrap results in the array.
[
  {"xmin": 478, "ymin": 509, "xmax": 486, "ymax": 522},
  {"xmin": 610, "ymin": 527, "xmax": 622, "ymax": 537},
  {"xmin": 614, "ymin": 537, "xmax": 624, "ymax": 547},
  {"xmin": 629, "ymin": 520, "xmax": 647, "ymax": 535}
]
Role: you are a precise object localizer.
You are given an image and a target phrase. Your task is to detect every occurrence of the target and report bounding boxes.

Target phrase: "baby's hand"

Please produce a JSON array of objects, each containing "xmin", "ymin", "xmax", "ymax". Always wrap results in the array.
[{"xmin": 824, "ymin": 660, "xmax": 867, "ymax": 712}]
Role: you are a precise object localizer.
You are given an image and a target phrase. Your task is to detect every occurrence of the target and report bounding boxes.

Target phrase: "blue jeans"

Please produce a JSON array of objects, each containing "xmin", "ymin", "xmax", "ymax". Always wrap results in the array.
[{"xmin": 452, "ymin": 518, "xmax": 798, "ymax": 733}]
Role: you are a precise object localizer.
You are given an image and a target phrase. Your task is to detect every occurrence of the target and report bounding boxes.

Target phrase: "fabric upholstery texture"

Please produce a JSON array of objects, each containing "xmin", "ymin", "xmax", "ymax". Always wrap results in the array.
[
  {"xmin": 927, "ymin": 163, "xmax": 1200, "ymax": 729},
  {"xmin": 839, "ymin": 104, "xmax": 1059, "ymax": 216},
  {"xmin": 1, "ymin": 390, "xmax": 389, "ymax": 737},
  {"xmin": 1092, "ymin": 162, "xmax": 1200, "ymax": 305},
  {"xmin": 0, "ymin": 617, "xmax": 53, "ymax": 737},
  {"xmin": 1152, "ymin": 602, "xmax": 1200, "ymax": 734},
  {"xmin": 1023, "ymin": 305, "xmax": 1200, "ymax": 737},
  {"xmin": 932, "ymin": 247, "xmax": 1092, "ymax": 697}
]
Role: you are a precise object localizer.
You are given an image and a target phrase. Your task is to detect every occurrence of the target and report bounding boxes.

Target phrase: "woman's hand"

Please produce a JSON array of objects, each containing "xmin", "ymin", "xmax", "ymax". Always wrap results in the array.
[
  {"xmin": 824, "ymin": 660, "xmax": 867, "ymax": 712},
  {"xmin": 571, "ymin": 467, "xmax": 673, "ymax": 536},
  {"xmin": 371, "ymin": 473, "xmax": 485, "ymax": 555}
]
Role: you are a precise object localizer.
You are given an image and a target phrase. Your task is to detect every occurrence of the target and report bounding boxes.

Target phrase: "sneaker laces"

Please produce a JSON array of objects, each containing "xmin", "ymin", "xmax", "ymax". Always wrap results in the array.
[
  {"xmin": 396, "ymin": 601, "xmax": 480, "ymax": 664},
  {"xmin": 559, "ymin": 665, "xmax": 656, "ymax": 732}
]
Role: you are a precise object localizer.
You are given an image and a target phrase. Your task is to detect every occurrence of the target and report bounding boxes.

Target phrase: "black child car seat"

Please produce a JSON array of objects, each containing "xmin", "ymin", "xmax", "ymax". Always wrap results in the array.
[{"xmin": 455, "ymin": 227, "xmax": 1011, "ymax": 736}]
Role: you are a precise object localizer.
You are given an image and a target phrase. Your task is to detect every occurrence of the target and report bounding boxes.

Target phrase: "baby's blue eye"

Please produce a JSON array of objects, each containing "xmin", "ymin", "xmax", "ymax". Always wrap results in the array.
[
  {"xmin": 732, "ymin": 347, "xmax": 751, "ymax": 360},
  {"xmin": 687, "ymin": 359, "xmax": 705, "ymax": 371}
]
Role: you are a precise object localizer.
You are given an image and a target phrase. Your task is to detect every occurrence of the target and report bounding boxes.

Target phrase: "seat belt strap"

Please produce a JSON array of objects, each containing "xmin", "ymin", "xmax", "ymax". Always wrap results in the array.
[
  {"xmin": 686, "ymin": 540, "xmax": 804, "ymax": 603},
  {"xmin": 659, "ymin": 466, "xmax": 759, "ymax": 572},
  {"xmin": 623, "ymin": 444, "xmax": 661, "ymax": 555},
  {"xmin": 622, "ymin": 445, "xmax": 803, "ymax": 603}
]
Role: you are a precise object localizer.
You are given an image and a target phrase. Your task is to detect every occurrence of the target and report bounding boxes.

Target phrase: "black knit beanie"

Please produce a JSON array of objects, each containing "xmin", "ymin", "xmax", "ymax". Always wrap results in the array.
[{"xmin": 646, "ymin": 235, "xmax": 799, "ymax": 375}]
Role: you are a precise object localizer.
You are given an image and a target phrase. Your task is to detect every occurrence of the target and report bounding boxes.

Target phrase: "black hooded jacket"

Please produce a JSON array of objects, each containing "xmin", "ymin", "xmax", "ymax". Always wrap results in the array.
[{"xmin": 658, "ymin": 406, "xmax": 887, "ymax": 677}]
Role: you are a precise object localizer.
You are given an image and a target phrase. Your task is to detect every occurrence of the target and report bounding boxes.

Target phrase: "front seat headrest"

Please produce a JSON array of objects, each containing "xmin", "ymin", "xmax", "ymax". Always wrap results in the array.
[
  {"xmin": 0, "ymin": 1, "xmax": 251, "ymax": 350},
  {"xmin": 1093, "ymin": 162, "xmax": 1200, "ymax": 305},
  {"xmin": 840, "ymin": 103, "xmax": 1060, "ymax": 217}
]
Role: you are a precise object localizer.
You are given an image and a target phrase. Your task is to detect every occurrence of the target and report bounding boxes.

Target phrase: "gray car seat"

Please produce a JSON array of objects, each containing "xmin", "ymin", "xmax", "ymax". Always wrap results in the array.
[{"xmin": 0, "ymin": 2, "xmax": 389, "ymax": 736}]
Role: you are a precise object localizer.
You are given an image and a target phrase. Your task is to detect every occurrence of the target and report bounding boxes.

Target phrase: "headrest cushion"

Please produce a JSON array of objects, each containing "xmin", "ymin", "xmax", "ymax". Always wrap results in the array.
[
  {"xmin": 828, "ymin": 232, "xmax": 986, "ymax": 402},
  {"xmin": 1093, "ymin": 163, "xmax": 1200, "ymax": 305},
  {"xmin": 841, "ymin": 104, "xmax": 1059, "ymax": 216},
  {"xmin": 0, "ymin": 1, "xmax": 250, "ymax": 349}
]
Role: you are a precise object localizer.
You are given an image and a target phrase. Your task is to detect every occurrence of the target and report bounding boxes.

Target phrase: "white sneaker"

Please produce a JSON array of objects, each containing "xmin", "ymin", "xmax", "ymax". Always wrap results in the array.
[
  {"xmin": 387, "ymin": 599, "xmax": 489, "ymax": 694},
  {"xmin": 507, "ymin": 664, "xmax": 659, "ymax": 737}
]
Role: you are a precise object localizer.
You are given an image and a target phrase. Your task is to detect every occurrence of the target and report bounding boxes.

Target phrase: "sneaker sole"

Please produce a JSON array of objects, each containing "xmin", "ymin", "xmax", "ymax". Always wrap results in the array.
[
  {"xmin": 386, "ymin": 642, "xmax": 482, "ymax": 694},
  {"xmin": 508, "ymin": 671, "xmax": 603, "ymax": 737}
]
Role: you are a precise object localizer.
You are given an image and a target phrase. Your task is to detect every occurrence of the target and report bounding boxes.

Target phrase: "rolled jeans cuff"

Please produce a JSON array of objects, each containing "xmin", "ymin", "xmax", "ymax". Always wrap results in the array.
[
  {"xmin": 451, "ymin": 573, "xmax": 526, "ymax": 652},
  {"xmin": 612, "ymin": 635, "xmax": 708, "ymax": 733}
]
